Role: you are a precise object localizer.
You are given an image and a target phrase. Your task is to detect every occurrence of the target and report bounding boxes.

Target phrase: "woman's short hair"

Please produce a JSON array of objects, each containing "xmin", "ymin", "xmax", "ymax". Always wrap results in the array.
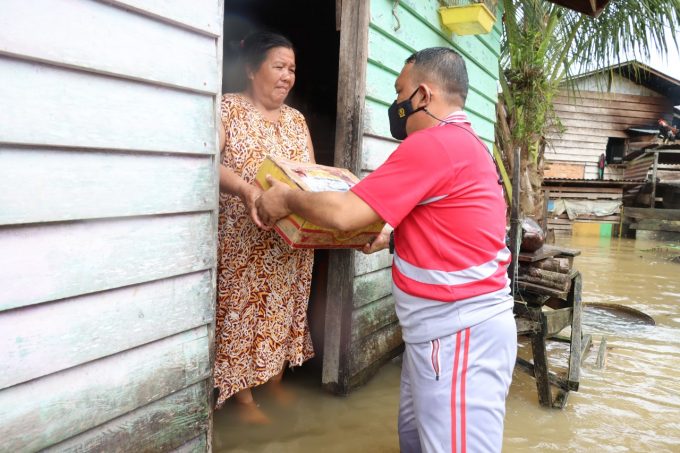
[
  {"xmin": 242, "ymin": 31, "xmax": 294, "ymax": 73},
  {"xmin": 405, "ymin": 47, "xmax": 469, "ymax": 104}
]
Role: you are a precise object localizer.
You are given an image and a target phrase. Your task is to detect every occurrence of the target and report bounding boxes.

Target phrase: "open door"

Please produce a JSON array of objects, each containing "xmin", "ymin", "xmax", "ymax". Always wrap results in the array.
[{"xmin": 222, "ymin": 0, "xmax": 341, "ymax": 373}]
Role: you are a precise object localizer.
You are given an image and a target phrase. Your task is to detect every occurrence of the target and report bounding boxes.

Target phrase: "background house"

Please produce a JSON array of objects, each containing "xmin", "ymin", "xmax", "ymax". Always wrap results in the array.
[
  {"xmin": 545, "ymin": 61, "xmax": 680, "ymax": 180},
  {"xmin": 542, "ymin": 61, "xmax": 680, "ymax": 235}
]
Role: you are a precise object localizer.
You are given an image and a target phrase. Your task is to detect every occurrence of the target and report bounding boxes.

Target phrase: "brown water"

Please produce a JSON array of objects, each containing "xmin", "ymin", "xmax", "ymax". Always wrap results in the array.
[{"xmin": 213, "ymin": 235, "xmax": 680, "ymax": 452}]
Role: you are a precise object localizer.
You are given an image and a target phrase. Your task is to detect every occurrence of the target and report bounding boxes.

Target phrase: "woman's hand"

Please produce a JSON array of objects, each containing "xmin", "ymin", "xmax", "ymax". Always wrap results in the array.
[
  {"xmin": 239, "ymin": 184, "xmax": 265, "ymax": 229},
  {"xmin": 256, "ymin": 176, "xmax": 293, "ymax": 228},
  {"xmin": 362, "ymin": 224, "xmax": 393, "ymax": 255}
]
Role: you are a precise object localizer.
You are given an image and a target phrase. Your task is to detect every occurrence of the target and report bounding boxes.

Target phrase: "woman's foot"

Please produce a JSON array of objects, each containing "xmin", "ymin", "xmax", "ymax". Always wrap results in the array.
[
  {"xmin": 234, "ymin": 400, "xmax": 271, "ymax": 425},
  {"xmin": 265, "ymin": 363, "xmax": 296, "ymax": 406},
  {"xmin": 233, "ymin": 388, "xmax": 270, "ymax": 424},
  {"xmin": 265, "ymin": 381, "xmax": 296, "ymax": 407}
]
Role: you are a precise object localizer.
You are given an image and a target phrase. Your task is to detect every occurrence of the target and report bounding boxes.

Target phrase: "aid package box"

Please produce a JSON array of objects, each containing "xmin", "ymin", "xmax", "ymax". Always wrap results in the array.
[{"xmin": 255, "ymin": 156, "xmax": 385, "ymax": 249}]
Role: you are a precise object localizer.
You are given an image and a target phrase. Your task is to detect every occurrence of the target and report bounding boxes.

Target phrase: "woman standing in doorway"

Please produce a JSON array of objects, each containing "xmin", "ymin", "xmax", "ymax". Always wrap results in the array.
[{"xmin": 215, "ymin": 31, "xmax": 315, "ymax": 423}]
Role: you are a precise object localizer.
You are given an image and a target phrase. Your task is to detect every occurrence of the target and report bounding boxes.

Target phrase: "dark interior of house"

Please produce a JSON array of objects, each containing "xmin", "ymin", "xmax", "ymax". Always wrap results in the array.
[{"xmin": 222, "ymin": 0, "xmax": 341, "ymax": 370}]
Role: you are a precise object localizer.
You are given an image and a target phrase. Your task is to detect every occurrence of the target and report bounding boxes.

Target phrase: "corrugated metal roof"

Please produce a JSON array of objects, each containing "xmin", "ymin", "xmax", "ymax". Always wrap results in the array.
[
  {"xmin": 567, "ymin": 61, "xmax": 680, "ymax": 103},
  {"xmin": 543, "ymin": 178, "xmax": 644, "ymax": 186}
]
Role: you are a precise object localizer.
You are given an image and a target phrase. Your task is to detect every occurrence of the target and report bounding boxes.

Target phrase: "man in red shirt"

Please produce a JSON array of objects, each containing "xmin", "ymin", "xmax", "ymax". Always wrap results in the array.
[{"xmin": 257, "ymin": 47, "xmax": 516, "ymax": 453}]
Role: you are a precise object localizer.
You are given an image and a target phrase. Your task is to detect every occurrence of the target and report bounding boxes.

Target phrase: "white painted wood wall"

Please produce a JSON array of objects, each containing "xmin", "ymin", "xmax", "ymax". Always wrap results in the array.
[{"xmin": 0, "ymin": 1, "xmax": 223, "ymax": 451}]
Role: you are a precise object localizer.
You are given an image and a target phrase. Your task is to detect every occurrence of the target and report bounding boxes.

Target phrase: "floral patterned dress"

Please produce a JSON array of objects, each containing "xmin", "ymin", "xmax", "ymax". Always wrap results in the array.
[{"xmin": 214, "ymin": 93, "xmax": 314, "ymax": 408}]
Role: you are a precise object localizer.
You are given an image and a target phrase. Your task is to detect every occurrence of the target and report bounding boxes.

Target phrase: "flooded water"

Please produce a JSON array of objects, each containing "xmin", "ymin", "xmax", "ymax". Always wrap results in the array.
[{"xmin": 213, "ymin": 235, "xmax": 680, "ymax": 452}]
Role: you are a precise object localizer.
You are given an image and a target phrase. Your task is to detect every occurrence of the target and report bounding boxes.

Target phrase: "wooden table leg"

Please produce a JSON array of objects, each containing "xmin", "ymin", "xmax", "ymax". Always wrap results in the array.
[
  {"xmin": 530, "ymin": 331, "xmax": 553, "ymax": 407},
  {"xmin": 567, "ymin": 272, "xmax": 583, "ymax": 391}
]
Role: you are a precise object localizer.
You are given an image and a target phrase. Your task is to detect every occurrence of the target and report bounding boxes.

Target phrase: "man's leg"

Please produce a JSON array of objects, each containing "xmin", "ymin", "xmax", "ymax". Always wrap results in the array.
[
  {"xmin": 399, "ymin": 346, "xmax": 422, "ymax": 453},
  {"xmin": 461, "ymin": 309, "xmax": 516, "ymax": 452},
  {"xmin": 408, "ymin": 309, "xmax": 517, "ymax": 453}
]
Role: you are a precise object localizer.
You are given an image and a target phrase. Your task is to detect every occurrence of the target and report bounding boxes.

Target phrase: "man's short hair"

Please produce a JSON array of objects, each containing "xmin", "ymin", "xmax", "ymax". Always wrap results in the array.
[{"xmin": 405, "ymin": 47, "xmax": 468, "ymax": 105}]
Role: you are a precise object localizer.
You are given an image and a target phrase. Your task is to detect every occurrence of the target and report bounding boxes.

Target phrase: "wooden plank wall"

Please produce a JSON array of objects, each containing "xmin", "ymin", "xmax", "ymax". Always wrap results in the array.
[
  {"xmin": 345, "ymin": 0, "xmax": 502, "ymax": 388},
  {"xmin": 0, "ymin": 1, "xmax": 222, "ymax": 451},
  {"xmin": 546, "ymin": 74, "xmax": 673, "ymax": 180},
  {"xmin": 623, "ymin": 154, "xmax": 655, "ymax": 180}
]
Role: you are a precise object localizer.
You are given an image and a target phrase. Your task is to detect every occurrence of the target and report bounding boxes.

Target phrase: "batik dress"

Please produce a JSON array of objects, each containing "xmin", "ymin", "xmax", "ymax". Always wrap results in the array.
[{"xmin": 214, "ymin": 93, "xmax": 314, "ymax": 408}]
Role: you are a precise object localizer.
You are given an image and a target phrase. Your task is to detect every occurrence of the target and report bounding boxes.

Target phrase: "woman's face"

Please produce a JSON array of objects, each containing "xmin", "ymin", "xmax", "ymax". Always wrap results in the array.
[{"xmin": 248, "ymin": 47, "xmax": 296, "ymax": 109}]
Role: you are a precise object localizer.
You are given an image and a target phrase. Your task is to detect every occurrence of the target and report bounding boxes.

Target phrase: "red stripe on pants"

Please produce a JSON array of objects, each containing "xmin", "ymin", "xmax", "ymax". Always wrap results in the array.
[
  {"xmin": 451, "ymin": 331, "xmax": 462, "ymax": 453},
  {"xmin": 461, "ymin": 328, "xmax": 471, "ymax": 453}
]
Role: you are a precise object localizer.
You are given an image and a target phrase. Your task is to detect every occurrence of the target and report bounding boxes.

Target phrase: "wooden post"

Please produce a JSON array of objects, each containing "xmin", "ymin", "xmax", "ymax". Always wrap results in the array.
[
  {"xmin": 531, "ymin": 329, "xmax": 553, "ymax": 407},
  {"xmin": 323, "ymin": 0, "xmax": 370, "ymax": 395},
  {"xmin": 595, "ymin": 337, "xmax": 608, "ymax": 369},
  {"xmin": 566, "ymin": 272, "xmax": 582, "ymax": 391},
  {"xmin": 207, "ymin": 2, "xmax": 225, "ymax": 448},
  {"xmin": 335, "ymin": 0, "xmax": 342, "ymax": 31},
  {"xmin": 508, "ymin": 147, "xmax": 521, "ymax": 298},
  {"xmin": 650, "ymin": 151, "xmax": 659, "ymax": 208},
  {"xmin": 541, "ymin": 188, "xmax": 550, "ymax": 233}
]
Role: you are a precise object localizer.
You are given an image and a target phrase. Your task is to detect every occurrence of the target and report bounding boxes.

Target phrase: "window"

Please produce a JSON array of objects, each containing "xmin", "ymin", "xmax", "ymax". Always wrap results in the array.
[{"xmin": 605, "ymin": 137, "xmax": 625, "ymax": 164}]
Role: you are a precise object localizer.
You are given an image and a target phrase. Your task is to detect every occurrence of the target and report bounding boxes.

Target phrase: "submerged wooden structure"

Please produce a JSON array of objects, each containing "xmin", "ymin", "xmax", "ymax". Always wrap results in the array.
[
  {"xmin": 514, "ymin": 245, "xmax": 590, "ymax": 408},
  {"xmin": 624, "ymin": 207, "xmax": 680, "ymax": 235}
]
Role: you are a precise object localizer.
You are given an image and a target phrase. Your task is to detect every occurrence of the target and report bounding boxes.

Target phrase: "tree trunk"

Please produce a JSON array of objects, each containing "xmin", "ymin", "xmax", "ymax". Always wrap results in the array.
[
  {"xmin": 496, "ymin": 101, "xmax": 546, "ymax": 223},
  {"xmin": 518, "ymin": 150, "xmax": 545, "ymax": 222}
]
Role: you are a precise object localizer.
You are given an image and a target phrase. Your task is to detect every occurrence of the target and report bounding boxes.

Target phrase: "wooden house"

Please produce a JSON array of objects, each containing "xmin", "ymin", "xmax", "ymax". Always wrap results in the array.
[
  {"xmin": 0, "ymin": 1, "xmax": 502, "ymax": 450},
  {"xmin": 0, "ymin": 1, "xmax": 222, "ymax": 451},
  {"xmin": 543, "ymin": 61, "xmax": 680, "ymax": 235}
]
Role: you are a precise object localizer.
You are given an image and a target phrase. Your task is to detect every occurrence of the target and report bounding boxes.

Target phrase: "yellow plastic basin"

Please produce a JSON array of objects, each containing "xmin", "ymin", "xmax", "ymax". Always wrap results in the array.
[{"xmin": 438, "ymin": 4, "xmax": 496, "ymax": 35}]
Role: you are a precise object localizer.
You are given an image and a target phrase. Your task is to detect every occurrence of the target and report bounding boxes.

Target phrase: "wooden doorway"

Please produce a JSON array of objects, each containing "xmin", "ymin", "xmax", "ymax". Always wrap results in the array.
[{"xmin": 222, "ymin": 0, "xmax": 341, "ymax": 370}]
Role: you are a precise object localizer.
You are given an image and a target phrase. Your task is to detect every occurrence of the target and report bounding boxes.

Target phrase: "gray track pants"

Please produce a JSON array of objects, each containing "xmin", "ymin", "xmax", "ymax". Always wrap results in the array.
[{"xmin": 398, "ymin": 309, "xmax": 517, "ymax": 453}]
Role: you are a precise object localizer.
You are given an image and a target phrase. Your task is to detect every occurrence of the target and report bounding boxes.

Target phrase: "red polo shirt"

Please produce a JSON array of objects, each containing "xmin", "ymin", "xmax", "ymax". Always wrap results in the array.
[{"xmin": 351, "ymin": 113, "xmax": 510, "ymax": 302}]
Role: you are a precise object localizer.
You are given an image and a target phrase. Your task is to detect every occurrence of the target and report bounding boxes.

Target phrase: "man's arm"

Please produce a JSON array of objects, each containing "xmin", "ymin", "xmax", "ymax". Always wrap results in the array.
[{"xmin": 256, "ymin": 176, "xmax": 382, "ymax": 231}]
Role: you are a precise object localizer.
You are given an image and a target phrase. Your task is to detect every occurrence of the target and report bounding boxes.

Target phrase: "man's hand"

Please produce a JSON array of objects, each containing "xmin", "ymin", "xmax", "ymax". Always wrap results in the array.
[
  {"xmin": 256, "ymin": 175, "xmax": 293, "ymax": 228},
  {"xmin": 362, "ymin": 224, "xmax": 393, "ymax": 254}
]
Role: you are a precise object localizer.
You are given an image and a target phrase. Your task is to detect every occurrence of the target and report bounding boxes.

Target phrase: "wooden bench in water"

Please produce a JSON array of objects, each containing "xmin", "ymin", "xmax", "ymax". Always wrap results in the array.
[{"xmin": 514, "ymin": 245, "xmax": 592, "ymax": 409}]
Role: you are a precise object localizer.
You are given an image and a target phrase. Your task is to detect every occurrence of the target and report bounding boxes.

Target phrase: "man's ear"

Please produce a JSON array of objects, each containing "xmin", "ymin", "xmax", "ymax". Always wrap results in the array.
[{"xmin": 415, "ymin": 84, "xmax": 432, "ymax": 108}]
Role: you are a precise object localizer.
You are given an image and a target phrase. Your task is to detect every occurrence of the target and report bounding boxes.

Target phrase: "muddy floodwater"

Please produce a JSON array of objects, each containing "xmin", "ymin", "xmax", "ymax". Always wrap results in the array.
[{"xmin": 214, "ymin": 235, "xmax": 680, "ymax": 452}]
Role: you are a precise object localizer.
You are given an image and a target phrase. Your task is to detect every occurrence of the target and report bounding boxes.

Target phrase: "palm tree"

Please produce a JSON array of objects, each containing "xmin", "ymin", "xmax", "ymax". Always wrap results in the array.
[{"xmin": 496, "ymin": 0, "xmax": 680, "ymax": 218}]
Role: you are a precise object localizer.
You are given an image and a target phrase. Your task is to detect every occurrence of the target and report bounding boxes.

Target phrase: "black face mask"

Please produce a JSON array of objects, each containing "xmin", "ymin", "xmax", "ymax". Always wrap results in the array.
[{"xmin": 388, "ymin": 87, "xmax": 425, "ymax": 140}]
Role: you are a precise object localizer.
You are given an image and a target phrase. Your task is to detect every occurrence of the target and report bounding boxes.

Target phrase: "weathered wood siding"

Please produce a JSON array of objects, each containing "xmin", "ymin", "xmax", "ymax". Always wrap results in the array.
[
  {"xmin": 345, "ymin": 0, "xmax": 502, "ymax": 387},
  {"xmin": 0, "ymin": 1, "xmax": 222, "ymax": 451},
  {"xmin": 546, "ymin": 74, "xmax": 673, "ymax": 180}
]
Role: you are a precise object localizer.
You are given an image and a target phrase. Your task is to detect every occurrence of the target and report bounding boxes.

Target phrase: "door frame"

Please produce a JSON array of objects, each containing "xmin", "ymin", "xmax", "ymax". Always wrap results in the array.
[{"xmin": 322, "ymin": 0, "xmax": 370, "ymax": 394}]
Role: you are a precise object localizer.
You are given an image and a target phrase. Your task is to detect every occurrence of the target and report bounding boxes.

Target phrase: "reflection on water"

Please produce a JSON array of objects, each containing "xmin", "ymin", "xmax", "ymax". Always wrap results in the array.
[
  {"xmin": 214, "ymin": 235, "xmax": 680, "ymax": 452},
  {"xmin": 583, "ymin": 304, "xmax": 654, "ymax": 334}
]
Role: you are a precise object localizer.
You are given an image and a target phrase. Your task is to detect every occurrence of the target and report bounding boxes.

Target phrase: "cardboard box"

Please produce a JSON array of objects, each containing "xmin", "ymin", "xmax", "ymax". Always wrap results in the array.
[{"xmin": 255, "ymin": 156, "xmax": 385, "ymax": 249}]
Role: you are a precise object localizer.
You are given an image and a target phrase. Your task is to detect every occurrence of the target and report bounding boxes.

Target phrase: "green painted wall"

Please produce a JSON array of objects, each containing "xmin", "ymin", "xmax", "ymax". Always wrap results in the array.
[
  {"xmin": 366, "ymin": 0, "xmax": 501, "ymax": 148},
  {"xmin": 346, "ymin": 0, "xmax": 503, "ymax": 388}
]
